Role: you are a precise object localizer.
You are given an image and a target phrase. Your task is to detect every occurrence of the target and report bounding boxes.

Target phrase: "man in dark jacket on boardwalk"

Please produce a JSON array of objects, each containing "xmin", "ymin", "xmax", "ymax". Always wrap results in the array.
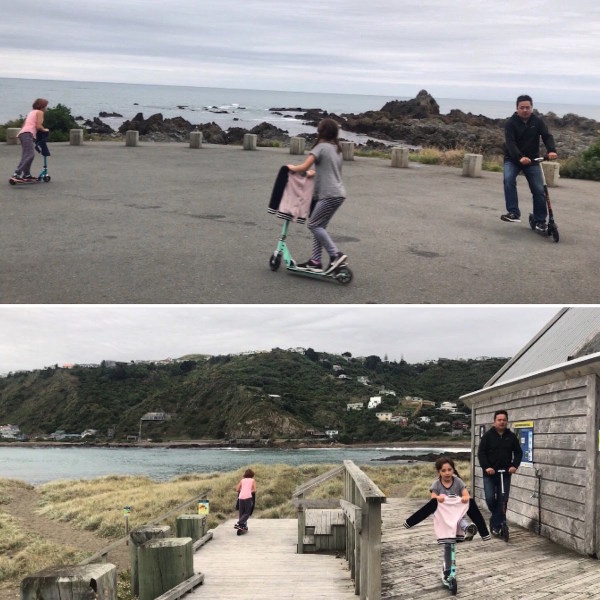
[
  {"xmin": 501, "ymin": 94, "xmax": 557, "ymax": 232},
  {"xmin": 477, "ymin": 409, "xmax": 523, "ymax": 535}
]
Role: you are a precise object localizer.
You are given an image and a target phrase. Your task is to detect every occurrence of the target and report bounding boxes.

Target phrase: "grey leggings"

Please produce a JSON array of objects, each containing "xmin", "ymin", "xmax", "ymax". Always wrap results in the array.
[
  {"xmin": 309, "ymin": 196, "xmax": 345, "ymax": 263},
  {"xmin": 15, "ymin": 132, "xmax": 36, "ymax": 175}
]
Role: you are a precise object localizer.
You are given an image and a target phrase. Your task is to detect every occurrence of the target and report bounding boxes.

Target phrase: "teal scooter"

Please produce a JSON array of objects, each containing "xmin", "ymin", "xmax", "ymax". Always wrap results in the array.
[{"xmin": 269, "ymin": 219, "xmax": 353, "ymax": 284}]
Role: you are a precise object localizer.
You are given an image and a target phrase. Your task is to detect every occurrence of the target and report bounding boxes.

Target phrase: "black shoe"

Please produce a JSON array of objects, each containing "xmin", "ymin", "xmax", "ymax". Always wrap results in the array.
[
  {"xmin": 297, "ymin": 259, "xmax": 323, "ymax": 272},
  {"xmin": 491, "ymin": 528, "xmax": 501, "ymax": 536},
  {"xmin": 21, "ymin": 174, "xmax": 37, "ymax": 182},
  {"xmin": 534, "ymin": 221, "xmax": 547, "ymax": 233},
  {"xmin": 501, "ymin": 212, "xmax": 521, "ymax": 223},
  {"xmin": 11, "ymin": 172, "xmax": 22, "ymax": 180},
  {"xmin": 325, "ymin": 252, "xmax": 347, "ymax": 273}
]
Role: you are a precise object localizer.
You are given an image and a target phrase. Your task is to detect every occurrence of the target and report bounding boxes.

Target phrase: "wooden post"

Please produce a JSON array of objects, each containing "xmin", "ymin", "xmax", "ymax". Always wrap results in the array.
[
  {"xmin": 6, "ymin": 128, "xmax": 20, "ymax": 145},
  {"xmin": 176, "ymin": 515, "xmax": 206, "ymax": 542},
  {"xmin": 584, "ymin": 374, "xmax": 598, "ymax": 556},
  {"xmin": 189, "ymin": 131, "xmax": 203, "ymax": 149},
  {"xmin": 341, "ymin": 141, "xmax": 354, "ymax": 161},
  {"xmin": 462, "ymin": 153, "xmax": 483, "ymax": 177},
  {"xmin": 130, "ymin": 525, "xmax": 171, "ymax": 596},
  {"xmin": 125, "ymin": 130, "xmax": 139, "ymax": 147},
  {"xmin": 391, "ymin": 147, "xmax": 409, "ymax": 168},
  {"xmin": 297, "ymin": 500, "xmax": 305, "ymax": 554},
  {"xmin": 69, "ymin": 129, "xmax": 84, "ymax": 146},
  {"xmin": 290, "ymin": 137, "xmax": 305, "ymax": 155},
  {"xmin": 243, "ymin": 133, "xmax": 257, "ymax": 150},
  {"xmin": 541, "ymin": 161, "xmax": 560, "ymax": 187},
  {"xmin": 21, "ymin": 564, "xmax": 117, "ymax": 600},
  {"xmin": 138, "ymin": 538, "xmax": 193, "ymax": 600}
]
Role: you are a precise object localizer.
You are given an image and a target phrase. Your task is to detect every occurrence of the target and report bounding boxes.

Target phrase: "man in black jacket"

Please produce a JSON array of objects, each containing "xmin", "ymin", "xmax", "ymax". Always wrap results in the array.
[
  {"xmin": 501, "ymin": 94, "xmax": 558, "ymax": 232},
  {"xmin": 477, "ymin": 409, "xmax": 523, "ymax": 535}
]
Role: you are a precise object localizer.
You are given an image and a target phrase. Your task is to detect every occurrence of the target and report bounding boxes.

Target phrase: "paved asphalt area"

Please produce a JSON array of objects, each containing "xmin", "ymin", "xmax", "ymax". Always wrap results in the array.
[{"xmin": 1, "ymin": 141, "xmax": 598, "ymax": 303}]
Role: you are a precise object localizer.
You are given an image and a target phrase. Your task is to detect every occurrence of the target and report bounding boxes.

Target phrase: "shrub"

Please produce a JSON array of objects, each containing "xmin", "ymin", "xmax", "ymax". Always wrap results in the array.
[
  {"xmin": 44, "ymin": 103, "xmax": 79, "ymax": 142},
  {"xmin": 560, "ymin": 138, "xmax": 600, "ymax": 181}
]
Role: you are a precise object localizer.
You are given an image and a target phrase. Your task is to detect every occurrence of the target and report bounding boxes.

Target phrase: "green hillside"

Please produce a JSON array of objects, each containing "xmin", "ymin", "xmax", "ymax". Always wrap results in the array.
[{"xmin": 0, "ymin": 350, "xmax": 506, "ymax": 443}]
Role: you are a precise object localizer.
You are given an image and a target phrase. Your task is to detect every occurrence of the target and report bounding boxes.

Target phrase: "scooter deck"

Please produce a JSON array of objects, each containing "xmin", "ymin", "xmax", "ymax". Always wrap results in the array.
[{"xmin": 9, "ymin": 177, "xmax": 41, "ymax": 185}]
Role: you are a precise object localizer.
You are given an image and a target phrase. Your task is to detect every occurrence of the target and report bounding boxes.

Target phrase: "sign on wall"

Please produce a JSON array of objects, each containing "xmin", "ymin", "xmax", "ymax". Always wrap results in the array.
[{"xmin": 512, "ymin": 420, "xmax": 534, "ymax": 464}]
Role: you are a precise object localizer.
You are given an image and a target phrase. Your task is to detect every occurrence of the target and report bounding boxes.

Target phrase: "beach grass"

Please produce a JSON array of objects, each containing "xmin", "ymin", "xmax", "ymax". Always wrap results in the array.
[{"xmin": 0, "ymin": 460, "xmax": 470, "ymax": 590}]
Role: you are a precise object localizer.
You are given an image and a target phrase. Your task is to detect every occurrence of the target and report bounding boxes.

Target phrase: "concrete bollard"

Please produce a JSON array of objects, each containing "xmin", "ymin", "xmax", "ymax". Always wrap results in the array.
[
  {"xmin": 341, "ymin": 141, "xmax": 354, "ymax": 161},
  {"xmin": 189, "ymin": 131, "xmax": 203, "ymax": 149},
  {"xmin": 125, "ymin": 130, "xmax": 139, "ymax": 147},
  {"xmin": 21, "ymin": 563, "xmax": 117, "ymax": 600},
  {"xmin": 69, "ymin": 129, "xmax": 84, "ymax": 146},
  {"xmin": 130, "ymin": 525, "xmax": 171, "ymax": 597},
  {"xmin": 6, "ymin": 128, "xmax": 20, "ymax": 145},
  {"xmin": 541, "ymin": 161, "xmax": 560, "ymax": 187},
  {"xmin": 243, "ymin": 133, "xmax": 257, "ymax": 150},
  {"xmin": 391, "ymin": 147, "xmax": 409, "ymax": 168},
  {"xmin": 462, "ymin": 153, "xmax": 483, "ymax": 177},
  {"xmin": 290, "ymin": 136, "xmax": 305, "ymax": 155}
]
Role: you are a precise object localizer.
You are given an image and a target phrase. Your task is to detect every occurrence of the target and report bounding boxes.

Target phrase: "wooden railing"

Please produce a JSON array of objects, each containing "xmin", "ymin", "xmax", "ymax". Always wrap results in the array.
[{"xmin": 292, "ymin": 461, "xmax": 386, "ymax": 600}]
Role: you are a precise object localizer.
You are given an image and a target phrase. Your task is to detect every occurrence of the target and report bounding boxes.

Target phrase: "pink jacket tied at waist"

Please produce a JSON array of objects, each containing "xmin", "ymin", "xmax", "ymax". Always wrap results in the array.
[
  {"xmin": 277, "ymin": 173, "xmax": 315, "ymax": 223},
  {"xmin": 433, "ymin": 495, "xmax": 469, "ymax": 544}
]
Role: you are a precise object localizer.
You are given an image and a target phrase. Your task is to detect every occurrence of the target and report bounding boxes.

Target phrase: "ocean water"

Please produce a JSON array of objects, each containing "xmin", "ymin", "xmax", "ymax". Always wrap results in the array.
[
  {"xmin": 0, "ymin": 445, "xmax": 469, "ymax": 485},
  {"xmin": 1, "ymin": 78, "xmax": 599, "ymax": 138}
]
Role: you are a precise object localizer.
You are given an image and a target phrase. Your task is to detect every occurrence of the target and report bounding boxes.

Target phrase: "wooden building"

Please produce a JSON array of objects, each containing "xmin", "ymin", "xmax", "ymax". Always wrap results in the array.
[{"xmin": 461, "ymin": 307, "xmax": 600, "ymax": 557}]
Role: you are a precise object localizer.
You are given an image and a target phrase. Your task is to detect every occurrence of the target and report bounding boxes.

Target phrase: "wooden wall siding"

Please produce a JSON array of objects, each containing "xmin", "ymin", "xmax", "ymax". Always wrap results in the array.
[
  {"xmin": 303, "ymin": 509, "xmax": 346, "ymax": 552},
  {"xmin": 470, "ymin": 374, "xmax": 598, "ymax": 556}
]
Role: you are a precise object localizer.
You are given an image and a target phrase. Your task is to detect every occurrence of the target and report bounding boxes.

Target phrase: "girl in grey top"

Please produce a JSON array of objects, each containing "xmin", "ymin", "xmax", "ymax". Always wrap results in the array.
[{"xmin": 287, "ymin": 118, "xmax": 348, "ymax": 274}]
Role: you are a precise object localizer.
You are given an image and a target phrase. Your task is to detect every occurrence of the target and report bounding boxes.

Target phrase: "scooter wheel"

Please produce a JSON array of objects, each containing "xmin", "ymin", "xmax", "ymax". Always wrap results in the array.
[
  {"xmin": 528, "ymin": 214, "xmax": 535, "ymax": 230},
  {"xmin": 9, "ymin": 178, "xmax": 16, "ymax": 185},
  {"xmin": 550, "ymin": 226, "xmax": 559, "ymax": 243},
  {"xmin": 269, "ymin": 254, "xmax": 282, "ymax": 271},
  {"xmin": 43, "ymin": 175, "xmax": 51, "ymax": 182},
  {"xmin": 501, "ymin": 523, "xmax": 509, "ymax": 542},
  {"xmin": 450, "ymin": 579, "xmax": 457, "ymax": 596},
  {"xmin": 335, "ymin": 266, "xmax": 353, "ymax": 285}
]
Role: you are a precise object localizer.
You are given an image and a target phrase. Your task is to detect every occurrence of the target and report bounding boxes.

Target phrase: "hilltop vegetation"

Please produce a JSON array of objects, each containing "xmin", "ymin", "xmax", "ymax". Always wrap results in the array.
[{"xmin": 0, "ymin": 349, "xmax": 505, "ymax": 443}]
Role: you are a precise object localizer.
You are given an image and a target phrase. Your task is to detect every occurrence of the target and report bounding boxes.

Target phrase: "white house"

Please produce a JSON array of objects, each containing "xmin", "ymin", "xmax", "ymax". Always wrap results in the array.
[
  {"xmin": 439, "ymin": 401, "xmax": 458, "ymax": 411},
  {"xmin": 368, "ymin": 396, "xmax": 382, "ymax": 409},
  {"xmin": 347, "ymin": 402, "xmax": 363, "ymax": 411},
  {"xmin": 379, "ymin": 388, "xmax": 396, "ymax": 397},
  {"xmin": 357, "ymin": 376, "xmax": 370, "ymax": 385},
  {"xmin": 325, "ymin": 429, "xmax": 339, "ymax": 438},
  {"xmin": 0, "ymin": 424, "xmax": 22, "ymax": 439},
  {"xmin": 418, "ymin": 416, "xmax": 431, "ymax": 423},
  {"xmin": 376, "ymin": 412, "xmax": 393, "ymax": 421}
]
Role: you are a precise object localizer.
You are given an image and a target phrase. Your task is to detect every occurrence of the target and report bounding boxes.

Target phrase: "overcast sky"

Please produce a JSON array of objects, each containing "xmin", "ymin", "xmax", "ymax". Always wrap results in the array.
[
  {"xmin": 1, "ymin": 1, "xmax": 599, "ymax": 104},
  {"xmin": 0, "ymin": 305, "xmax": 562, "ymax": 374}
]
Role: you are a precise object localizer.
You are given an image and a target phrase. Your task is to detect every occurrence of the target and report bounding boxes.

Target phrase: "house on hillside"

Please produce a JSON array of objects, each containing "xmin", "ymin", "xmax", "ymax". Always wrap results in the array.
[
  {"xmin": 461, "ymin": 307, "xmax": 600, "ymax": 558},
  {"xmin": 367, "ymin": 396, "xmax": 382, "ymax": 409},
  {"xmin": 347, "ymin": 402, "xmax": 363, "ymax": 411},
  {"xmin": 376, "ymin": 412, "xmax": 392, "ymax": 421},
  {"xmin": 0, "ymin": 424, "xmax": 22, "ymax": 439},
  {"xmin": 439, "ymin": 401, "xmax": 457, "ymax": 411}
]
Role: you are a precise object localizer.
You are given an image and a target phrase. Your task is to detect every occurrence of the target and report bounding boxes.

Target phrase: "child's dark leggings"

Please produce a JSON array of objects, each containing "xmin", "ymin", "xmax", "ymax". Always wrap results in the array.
[{"xmin": 405, "ymin": 498, "xmax": 490, "ymax": 538}]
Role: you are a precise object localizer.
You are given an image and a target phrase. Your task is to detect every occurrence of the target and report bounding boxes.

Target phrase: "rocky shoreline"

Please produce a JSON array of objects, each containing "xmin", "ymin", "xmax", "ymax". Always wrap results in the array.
[{"xmin": 78, "ymin": 90, "xmax": 599, "ymax": 157}]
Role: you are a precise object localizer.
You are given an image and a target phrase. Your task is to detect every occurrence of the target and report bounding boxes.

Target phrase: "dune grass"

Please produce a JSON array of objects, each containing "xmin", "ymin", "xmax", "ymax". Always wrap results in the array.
[{"xmin": 0, "ymin": 460, "xmax": 470, "ymax": 590}]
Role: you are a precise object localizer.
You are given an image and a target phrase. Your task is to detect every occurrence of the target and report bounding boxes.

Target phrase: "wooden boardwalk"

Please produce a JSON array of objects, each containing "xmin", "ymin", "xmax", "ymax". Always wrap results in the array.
[
  {"xmin": 188, "ymin": 518, "xmax": 356, "ymax": 599},
  {"xmin": 382, "ymin": 498, "xmax": 600, "ymax": 599}
]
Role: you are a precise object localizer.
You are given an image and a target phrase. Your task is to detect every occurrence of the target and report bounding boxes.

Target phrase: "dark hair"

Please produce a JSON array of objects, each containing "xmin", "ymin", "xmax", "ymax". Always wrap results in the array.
[
  {"xmin": 494, "ymin": 409, "xmax": 508, "ymax": 419},
  {"xmin": 315, "ymin": 117, "xmax": 342, "ymax": 153},
  {"xmin": 32, "ymin": 98, "xmax": 48, "ymax": 110},
  {"xmin": 434, "ymin": 456, "xmax": 462, "ymax": 480},
  {"xmin": 516, "ymin": 95, "xmax": 532, "ymax": 107},
  {"xmin": 243, "ymin": 468, "xmax": 255, "ymax": 478}
]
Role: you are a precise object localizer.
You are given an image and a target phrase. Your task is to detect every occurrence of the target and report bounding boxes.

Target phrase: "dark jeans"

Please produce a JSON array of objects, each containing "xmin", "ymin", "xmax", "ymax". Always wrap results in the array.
[
  {"xmin": 503, "ymin": 160, "xmax": 547, "ymax": 223},
  {"xmin": 238, "ymin": 497, "xmax": 253, "ymax": 526},
  {"xmin": 483, "ymin": 472, "xmax": 511, "ymax": 529},
  {"xmin": 405, "ymin": 498, "xmax": 490, "ymax": 538}
]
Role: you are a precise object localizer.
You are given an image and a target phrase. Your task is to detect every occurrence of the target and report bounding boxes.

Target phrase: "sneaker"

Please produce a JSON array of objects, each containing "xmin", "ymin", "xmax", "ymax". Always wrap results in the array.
[
  {"xmin": 297, "ymin": 259, "xmax": 323, "ymax": 272},
  {"xmin": 500, "ymin": 212, "xmax": 521, "ymax": 223},
  {"xmin": 463, "ymin": 523, "xmax": 477, "ymax": 541},
  {"xmin": 325, "ymin": 252, "xmax": 347, "ymax": 273},
  {"xmin": 534, "ymin": 222, "xmax": 547, "ymax": 233},
  {"xmin": 21, "ymin": 174, "xmax": 37, "ymax": 181},
  {"xmin": 11, "ymin": 172, "xmax": 22, "ymax": 180},
  {"xmin": 491, "ymin": 528, "xmax": 501, "ymax": 536}
]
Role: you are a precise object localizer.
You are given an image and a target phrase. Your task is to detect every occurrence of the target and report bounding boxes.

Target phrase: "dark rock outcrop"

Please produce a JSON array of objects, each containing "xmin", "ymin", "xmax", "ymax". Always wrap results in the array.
[{"xmin": 84, "ymin": 117, "xmax": 115, "ymax": 135}]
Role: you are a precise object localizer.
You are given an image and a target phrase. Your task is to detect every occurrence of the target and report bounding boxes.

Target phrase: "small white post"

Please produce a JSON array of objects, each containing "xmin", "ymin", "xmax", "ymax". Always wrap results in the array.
[
  {"xmin": 69, "ymin": 129, "xmax": 84, "ymax": 146},
  {"xmin": 243, "ymin": 133, "xmax": 257, "ymax": 150},
  {"xmin": 391, "ymin": 147, "xmax": 409, "ymax": 168},
  {"xmin": 125, "ymin": 130, "xmax": 139, "ymax": 147},
  {"xmin": 462, "ymin": 153, "xmax": 483, "ymax": 177},
  {"xmin": 290, "ymin": 137, "xmax": 305, "ymax": 155},
  {"xmin": 6, "ymin": 128, "xmax": 20, "ymax": 145},
  {"xmin": 189, "ymin": 131, "xmax": 203, "ymax": 149},
  {"xmin": 341, "ymin": 141, "xmax": 354, "ymax": 161}
]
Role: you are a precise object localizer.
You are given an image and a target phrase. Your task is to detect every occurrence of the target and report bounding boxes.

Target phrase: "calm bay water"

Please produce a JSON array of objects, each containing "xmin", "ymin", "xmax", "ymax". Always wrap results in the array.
[
  {"xmin": 1, "ymin": 78, "xmax": 599, "ymax": 137},
  {"xmin": 0, "ymin": 445, "xmax": 469, "ymax": 485}
]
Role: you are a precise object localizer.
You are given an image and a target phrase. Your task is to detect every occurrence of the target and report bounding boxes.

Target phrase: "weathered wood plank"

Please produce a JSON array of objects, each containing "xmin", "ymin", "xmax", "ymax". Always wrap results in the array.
[
  {"xmin": 381, "ymin": 498, "xmax": 600, "ymax": 599},
  {"xmin": 188, "ymin": 518, "xmax": 356, "ymax": 599}
]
